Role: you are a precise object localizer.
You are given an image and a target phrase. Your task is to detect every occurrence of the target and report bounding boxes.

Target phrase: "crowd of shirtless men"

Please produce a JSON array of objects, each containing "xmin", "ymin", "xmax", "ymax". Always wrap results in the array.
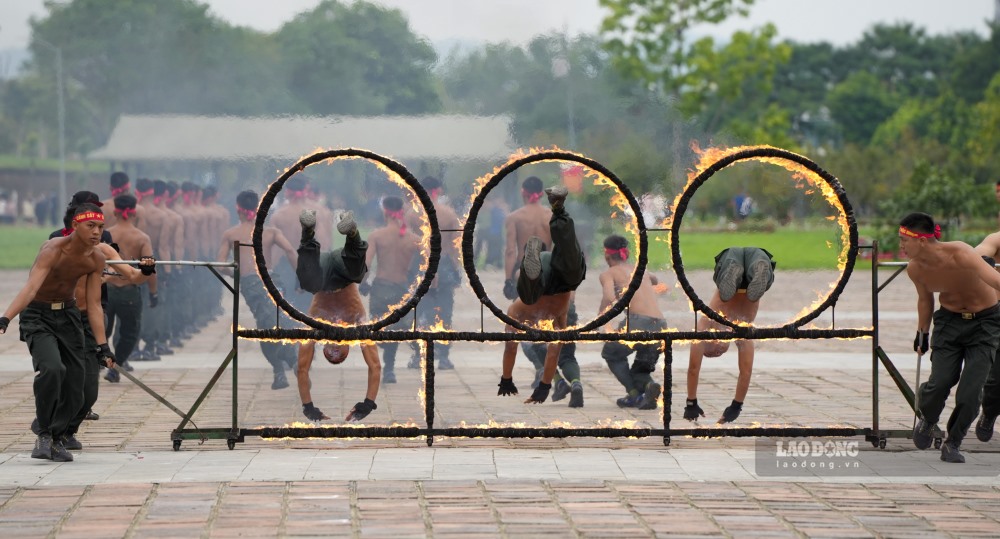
[{"xmin": 2, "ymin": 170, "xmax": 996, "ymax": 466}]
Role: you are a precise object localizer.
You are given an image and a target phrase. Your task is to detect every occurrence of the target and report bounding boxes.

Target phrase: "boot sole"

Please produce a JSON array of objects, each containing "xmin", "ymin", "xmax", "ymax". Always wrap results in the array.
[
  {"xmin": 717, "ymin": 263, "xmax": 743, "ymax": 302},
  {"xmin": 523, "ymin": 237, "xmax": 544, "ymax": 280},
  {"xmin": 337, "ymin": 211, "xmax": 357, "ymax": 236},
  {"xmin": 745, "ymin": 260, "xmax": 772, "ymax": 302}
]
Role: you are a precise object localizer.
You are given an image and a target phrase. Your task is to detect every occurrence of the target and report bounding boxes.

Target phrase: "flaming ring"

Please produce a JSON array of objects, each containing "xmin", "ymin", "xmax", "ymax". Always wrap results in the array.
[
  {"xmin": 253, "ymin": 148, "xmax": 440, "ymax": 332},
  {"xmin": 669, "ymin": 146, "xmax": 858, "ymax": 329},
  {"xmin": 462, "ymin": 150, "xmax": 646, "ymax": 333}
]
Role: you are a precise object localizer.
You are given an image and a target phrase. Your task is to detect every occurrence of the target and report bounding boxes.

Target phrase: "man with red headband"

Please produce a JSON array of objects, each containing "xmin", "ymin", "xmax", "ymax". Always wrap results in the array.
[
  {"xmin": 103, "ymin": 195, "xmax": 158, "ymax": 383},
  {"xmin": 1, "ymin": 202, "xmax": 117, "ymax": 462},
  {"xmin": 599, "ymin": 234, "xmax": 668, "ymax": 410},
  {"xmin": 405, "ymin": 176, "xmax": 461, "ymax": 371},
  {"xmin": 101, "ymin": 171, "xmax": 133, "ymax": 228},
  {"xmin": 684, "ymin": 247, "xmax": 775, "ymax": 424},
  {"xmin": 497, "ymin": 186, "xmax": 587, "ymax": 404},
  {"xmin": 502, "ymin": 177, "xmax": 584, "ymax": 406},
  {"xmin": 972, "ymin": 231, "xmax": 1000, "ymax": 445},
  {"xmin": 295, "ymin": 210, "xmax": 382, "ymax": 421},
  {"xmin": 901, "ymin": 212, "xmax": 1000, "ymax": 463},
  {"xmin": 217, "ymin": 190, "xmax": 299, "ymax": 390},
  {"xmin": 358, "ymin": 195, "xmax": 421, "ymax": 384}
]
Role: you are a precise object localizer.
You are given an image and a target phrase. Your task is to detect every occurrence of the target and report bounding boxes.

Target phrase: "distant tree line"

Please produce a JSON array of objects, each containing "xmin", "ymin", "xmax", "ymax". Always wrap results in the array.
[{"xmin": 3, "ymin": 0, "xmax": 1000, "ymax": 237}]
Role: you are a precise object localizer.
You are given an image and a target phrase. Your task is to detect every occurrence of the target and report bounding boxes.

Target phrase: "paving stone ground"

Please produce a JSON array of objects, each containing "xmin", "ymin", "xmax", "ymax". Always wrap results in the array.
[{"xmin": 0, "ymin": 267, "xmax": 997, "ymax": 537}]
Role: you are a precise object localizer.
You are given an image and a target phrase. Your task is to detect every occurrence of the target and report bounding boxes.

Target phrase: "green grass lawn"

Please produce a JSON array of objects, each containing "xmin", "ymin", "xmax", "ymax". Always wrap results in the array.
[
  {"xmin": 643, "ymin": 229, "xmax": 863, "ymax": 270},
  {"xmin": 0, "ymin": 225, "xmax": 866, "ymax": 271},
  {"xmin": 0, "ymin": 226, "xmax": 52, "ymax": 269}
]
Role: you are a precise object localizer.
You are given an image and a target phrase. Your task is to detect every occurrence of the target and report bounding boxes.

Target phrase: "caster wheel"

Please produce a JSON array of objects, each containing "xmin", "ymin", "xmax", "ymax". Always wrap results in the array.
[
  {"xmin": 227, "ymin": 439, "xmax": 236, "ymax": 450},
  {"xmin": 172, "ymin": 440, "xmax": 181, "ymax": 451},
  {"xmin": 933, "ymin": 438, "xmax": 942, "ymax": 449},
  {"xmin": 878, "ymin": 439, "xmax": 886, "ymax": 449}
]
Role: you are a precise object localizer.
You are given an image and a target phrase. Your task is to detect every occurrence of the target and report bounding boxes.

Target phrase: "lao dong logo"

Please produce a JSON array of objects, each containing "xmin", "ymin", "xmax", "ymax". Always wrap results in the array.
[{"xmin": 775, "ymin": 440, "xmax": 859, "ymax": 458}]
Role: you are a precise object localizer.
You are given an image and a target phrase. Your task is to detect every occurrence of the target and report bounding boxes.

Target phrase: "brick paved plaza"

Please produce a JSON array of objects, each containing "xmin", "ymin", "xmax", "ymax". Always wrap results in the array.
[{"xmin": 0, "ymin": 268, "xmax": 997, "ymax": 537}]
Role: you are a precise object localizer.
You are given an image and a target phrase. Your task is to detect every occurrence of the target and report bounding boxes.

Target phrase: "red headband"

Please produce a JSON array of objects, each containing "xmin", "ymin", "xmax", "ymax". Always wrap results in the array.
[
  {"xmin": 287, "ymin": 189, "xmax": 308, "ymax": 200},
  {"xmin": 899, "ymin": 224, "xmax": 940, "ymax": 239},
  {"xmin": 182, "ymin": 192, "xmax": 194, "ymax": 205},
  {"xmin": 73, "ymin": 211, "xmax": 104, "ymax": 224},
  {"xmin": 429, "ymin": 188, "xmax": 442, "ymax": 200},
  {"xmin": 523, "ymin": 190, "xmax": 542, "ymax": 203},
  {"xmin": 386, "ymin": 209, "xmax": 406, "ymax": 236},
  {"xmin": 605, "ymin": 247, "xmax": 628, "ymax": 260},
  {"xmin": 116, "ymin": 207, "xmax": 137, "ymax": 219},
  {"xmin": 136, "ymin": 188, "xmax": 154, "ymax": 202},
  {"xmin": 111, "ymin": 184, "xmax": 130, "ymax": 197},
  {"xmin": 238, "ymin": 207, "xmax": 256, "ymax": 221}
]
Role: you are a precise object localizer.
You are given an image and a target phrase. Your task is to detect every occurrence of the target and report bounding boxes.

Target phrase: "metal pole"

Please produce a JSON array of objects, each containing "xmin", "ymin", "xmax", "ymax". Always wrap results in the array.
[
  {"xmin": 55, "ymin": 46, "xmax": 66, "ymax": 213},
  {"xmin": 35, "ymin": 37, "xmax": 66, "ymax": 212}
]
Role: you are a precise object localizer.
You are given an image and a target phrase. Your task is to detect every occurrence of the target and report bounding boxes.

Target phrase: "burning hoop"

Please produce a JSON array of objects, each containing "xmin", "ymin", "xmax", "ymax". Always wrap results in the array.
[
  {"xmin": 253, "ymin": 148, "xmax": 440, "ymax": 332},
  {"xmin": 669, "ymin": 145, "xmax": 859, "ymax": 329},
  {"xmin": 462, "ymin": 149, "xmax": 646, "ymax": 333}
]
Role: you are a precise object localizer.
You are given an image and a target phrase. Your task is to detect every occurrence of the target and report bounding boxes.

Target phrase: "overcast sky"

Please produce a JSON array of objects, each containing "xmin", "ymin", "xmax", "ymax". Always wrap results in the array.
[{"xmin": 1, "ymin": 0, "xmax": 996, "ymax": 51}]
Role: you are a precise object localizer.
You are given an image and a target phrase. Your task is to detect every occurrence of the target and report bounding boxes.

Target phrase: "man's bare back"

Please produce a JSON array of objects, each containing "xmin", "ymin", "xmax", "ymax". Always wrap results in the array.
[
  {"xmin": 600, "ymin": 264, "xmax": 663, "ymax": 319},
  {"xmin": 367, "ymin": 226, "xmax": 421, "ymax": 285},
  {"xmin": 504, "ymin": 204, "xmax": 551, "ymax": 279},
  {"xmin": 273, "ymin": 201, "xmax": 333, "ymax": 262},
  {"xmin": 908, "ymin": 240, "xmax": 1000, "ymax": 313}
]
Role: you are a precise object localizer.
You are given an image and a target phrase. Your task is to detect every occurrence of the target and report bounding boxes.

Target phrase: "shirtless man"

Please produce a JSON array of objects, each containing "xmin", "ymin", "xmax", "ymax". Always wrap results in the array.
[
  {"xmin": 973, "ymin": 231, "xmax": 1000, "ymax": 443},
  {"xmin": 104, "ymin": 195, "xmax": 158, "ymax": 383},
  {"xmin": 272, "ymin": 176, "xmax": 334, "ymax": 311},
  {"xmin": 900, "ymin": 212, "xmax": 1000, "ymax": 463},
  {"xmin": 101, "ymin": 171, "xmax": 133, "ymax": 228},
  {"xmin": 599, "ymin": 235, "xmax": 668, "ymax": 410},
  {"xmin": 684, "ymin": 246, "xmax": 775, "ymax": 424},
  {"xmin": 502, "ymin": 176, "xmax": 583, "ymax": 403},
  {"xmin": 497, "ymin": 186, "xmax": 587, "ymax": 404},
  {"xmin": 295, "ymin": 210, "xmax": 381, "ymax": 422},
  {"xmin": 155, "ymin": 181, "xmax": 186, "ymax": 355},
  {"xmin": 359, "ymin": 196, "xmax": 421, "ymax": 384},
  {"xmin": 34, "ymin": 214, "xmax": 153, "ymax": 451},
  {"xmin": 405, "ymin": 176, "xmax": 461, "ymax": 370},
  {"xmin": 217, "ymin": 190, "xmax": 299, "ymax": 389},
  {"xmin": 0, "ymin": 203, "xmax": 117, "ymax": 462}
]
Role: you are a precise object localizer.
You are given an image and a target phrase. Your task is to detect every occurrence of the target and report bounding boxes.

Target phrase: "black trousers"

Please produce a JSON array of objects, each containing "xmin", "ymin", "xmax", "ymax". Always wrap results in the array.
[
  {"xmin": 19, "ymin": 303, "xmax": 86, "ymax": 438},
  {"xmin": 919, "ymin": 307, "xmax": 1000, "ymax": 443},
  {"xmin": 68, "ymin": 310, "xmax": 101, "ymax": 436},
  {"xmin": 106, "ymin": 284, "xmax": 143, "ymax": 361},
  {"xmin": 602, "ymin": 314, "xmax": 668, "ymax": 394}
]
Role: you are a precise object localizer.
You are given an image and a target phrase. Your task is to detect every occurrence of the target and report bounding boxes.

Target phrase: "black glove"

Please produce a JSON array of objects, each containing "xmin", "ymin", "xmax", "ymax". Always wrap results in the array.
[
  {"xmin": 718, "ymin": 400, "xmax": 743, "ymax": 424},
  {"xmin": 358, "ymin": 281, "xmax": 371, "ymax": 296},
  {"xmin": 139, "ymin": 256, "xmax": 156, "ymax": 275},
  {"xmin": 528, "ymin": 381, "xmax": 551, "ymax": 403},
  {"xmin": 347, "ymin": 398, "xmax": 377, "ymax": 421},
  {"xmin": 683, "ymin": 399, "xmax": 705, "ymax": 421},
  {"xmin": 497, "ymin": 376, "xmax": 518, "ymax": 396},
  {"xmin": 302, "ymin": 402, "xmax": 329, "ymax": 421},
  {"xmin": 913, "ymin": 331, "xmax": 929, "ymax": 355},
  {"xmin": 148, "ymin": 292, "xmax": 159, "ymax": 308},
  {"xmin": 0, "ymin": 316, "xmax": 9, "ymax": 333},
  {"xmin": 97, "ymin": 343, "xmax": 116, "ymax": 366},
  {"xmin": 503, "ymin": 278, "xmax": 517, "ymax": 300}
]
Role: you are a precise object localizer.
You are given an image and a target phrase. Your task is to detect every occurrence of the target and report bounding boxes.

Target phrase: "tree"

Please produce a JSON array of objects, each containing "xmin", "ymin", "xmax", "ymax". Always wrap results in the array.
[
  {"xmin": 599, "ymin": 0, "xmax": 755, "ymax": 90},
  {"xmin": 275, "ymin": 0, "xmax": 440, "ymax": 115},
  {"xmin": 678, "ymin": 24, "xmax": 792, "ymax": 143},
  {"xmin": 827, "ymin": 71, "xmax": 897, "ymax": 145}
]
